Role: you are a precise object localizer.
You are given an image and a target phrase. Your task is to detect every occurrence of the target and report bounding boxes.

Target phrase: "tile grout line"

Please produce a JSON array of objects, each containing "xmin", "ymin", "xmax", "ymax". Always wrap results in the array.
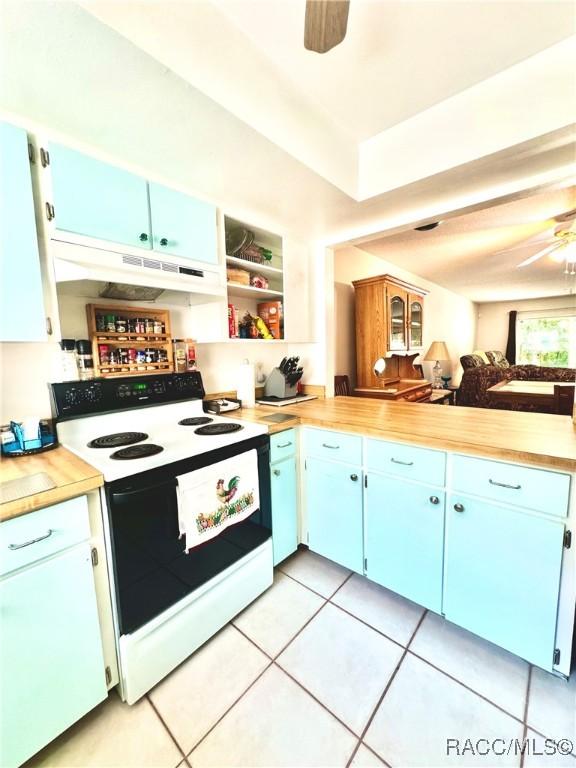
[
  {"xmin": 345, "ymin": 610, "xmax": 428, "ymax": 768},
  {"xmin": 145, "ymin": 693, "xmax": 188, "ymax": 763},
  {"xmin": 231, "ymin": 622, "xmax": 275, "ymax": 661},
  {"xmin": 184, "ymin": 660, "xmax": 274, "ymax": 759},
  {"xmin": 519, "ymin": 665, "xmax": 532, "ymax": 768},
  {"xmin": 184, "ymin": 570, "xmax": 355, "ymax": 761},
  {"xmin": 327, "ymin": 598, "xmax": 407, "ymax": 652},
  {"xmin": 277, "ymin": 564, "xmax": 345, "ymax": 600},
  {"xmin": 406, "ymin": 647, "xmax": 527, "ymax": 726}
]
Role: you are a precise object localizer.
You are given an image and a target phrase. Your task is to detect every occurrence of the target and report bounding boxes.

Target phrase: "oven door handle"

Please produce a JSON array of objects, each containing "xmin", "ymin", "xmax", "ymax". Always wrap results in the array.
[{"xmin": 111, "ymin": 478, "xmax": 177, "ymax": 503}]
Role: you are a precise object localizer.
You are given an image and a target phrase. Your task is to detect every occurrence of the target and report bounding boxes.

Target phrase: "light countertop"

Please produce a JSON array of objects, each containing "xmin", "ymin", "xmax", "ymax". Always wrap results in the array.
[{"xmin": 0, "ymin": 446, "xmax": 103, "ymax": 522}]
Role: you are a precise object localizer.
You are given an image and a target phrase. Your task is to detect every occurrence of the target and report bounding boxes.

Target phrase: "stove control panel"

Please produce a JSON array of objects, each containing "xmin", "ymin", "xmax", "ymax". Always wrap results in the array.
[{"xmin": 50, "ymin": 372, "xmax": 205, "ymax": 420}]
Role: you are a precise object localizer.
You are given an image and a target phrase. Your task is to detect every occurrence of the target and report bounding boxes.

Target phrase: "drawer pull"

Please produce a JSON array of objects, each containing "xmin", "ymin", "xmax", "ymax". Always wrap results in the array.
[
  {"xmin": 8, "ymin": 529, "xmax": 53, "ymax": 550},
  {"xmin": 429, "ymin": 496, "xmax": 440, "ymax": 505},
  {"xmin": 454, "ymin": 503, "xmax": 465, "ymax": 513},
  {"xmin": 350, "ymin": 474, "xmax": 358, "ymax": 482},
  {"xmin": 277, "ymin": 441, "xmax": 293, "ymax": 449},
  {"xmin": 391, "ymin": 458, "xmax": 414, "ymax": 466},
  {"xmin": 489, "ymin": 479, "xmax": 521, "ymax": 490},
  {"xmin": 322, "ymin": 443, "xmax": 340, "ymax": 450},
  {"xmin": 273, "ymin": 469, "xmax": 281, "ymax": 476}
]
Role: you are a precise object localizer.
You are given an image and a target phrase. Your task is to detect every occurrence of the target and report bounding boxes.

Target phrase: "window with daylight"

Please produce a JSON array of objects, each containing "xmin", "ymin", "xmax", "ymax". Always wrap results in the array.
[{"xmin": 516, "ymin": 308, "xmax": 576, "ymax": 368}]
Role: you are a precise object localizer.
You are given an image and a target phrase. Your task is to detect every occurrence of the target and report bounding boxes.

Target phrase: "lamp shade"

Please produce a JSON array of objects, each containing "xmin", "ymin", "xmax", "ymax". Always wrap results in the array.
[{"xmin": 424, "ymin": 341, "xmax": 450, "ymax": 361}]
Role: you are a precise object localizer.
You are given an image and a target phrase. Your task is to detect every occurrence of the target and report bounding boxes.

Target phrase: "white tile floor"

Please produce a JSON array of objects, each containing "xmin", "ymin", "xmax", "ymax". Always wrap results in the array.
[{"xmin": 26, "ymin": 549, "xmax": 576, "ymax": 768}]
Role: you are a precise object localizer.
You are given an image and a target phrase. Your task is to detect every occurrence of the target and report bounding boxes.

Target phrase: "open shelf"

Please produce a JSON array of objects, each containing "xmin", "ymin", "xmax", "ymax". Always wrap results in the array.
[
  {"xmin": 226, "ymin": 255, "xmax": 283, "ymax": 277},
  {"xmin": 227, "ymin": 283, "xmax": 284, "ymax": 300}
]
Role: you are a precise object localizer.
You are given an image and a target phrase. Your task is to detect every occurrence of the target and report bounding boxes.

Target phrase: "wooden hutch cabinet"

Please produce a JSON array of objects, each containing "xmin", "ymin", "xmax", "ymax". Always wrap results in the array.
[{"xmin": 352, "ymin": 274, "xmax": 430, "ymax": 401}]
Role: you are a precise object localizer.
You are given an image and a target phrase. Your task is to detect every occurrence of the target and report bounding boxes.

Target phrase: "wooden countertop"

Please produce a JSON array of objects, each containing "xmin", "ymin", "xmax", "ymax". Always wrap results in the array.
[
  {"xmin": 234, "ymin": 397, "xmax": 576, "ymax": 472},
  {"xmin": 0, "ymin": 446, "xmax": 103, "ymax": 522}
]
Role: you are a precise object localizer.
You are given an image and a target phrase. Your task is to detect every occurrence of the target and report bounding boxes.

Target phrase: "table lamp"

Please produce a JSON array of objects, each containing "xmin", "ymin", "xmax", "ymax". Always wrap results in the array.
[{"xmin": 424, "ymin": 341, "xmax": 450, "ymax": 389}]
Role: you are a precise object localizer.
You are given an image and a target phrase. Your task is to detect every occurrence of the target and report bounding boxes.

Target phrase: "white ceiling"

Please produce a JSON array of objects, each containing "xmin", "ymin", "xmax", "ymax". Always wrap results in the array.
[
  {"xmin": 213, "ymin": 0, "xmax": 575, "ymax": 141},
  {"xmin": 353, "ymin": 186, "xmax": 576, "ymax": 301}
]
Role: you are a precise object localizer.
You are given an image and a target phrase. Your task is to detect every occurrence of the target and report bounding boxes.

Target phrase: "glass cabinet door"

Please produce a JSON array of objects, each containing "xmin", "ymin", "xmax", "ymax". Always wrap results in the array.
[
  {"xmin": 409, "ymin": 299, "xmax": 423, "ymax": 348},
  {"xmin": 389, "ymin": 294, "xmax": 407, "ymax": 350}
]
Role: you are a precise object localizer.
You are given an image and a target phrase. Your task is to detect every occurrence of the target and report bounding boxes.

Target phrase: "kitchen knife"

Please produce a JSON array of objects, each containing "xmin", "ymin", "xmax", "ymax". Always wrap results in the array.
[{"xmin": 279, "ymin": 357, "xmax": 288, "ymax": 373}]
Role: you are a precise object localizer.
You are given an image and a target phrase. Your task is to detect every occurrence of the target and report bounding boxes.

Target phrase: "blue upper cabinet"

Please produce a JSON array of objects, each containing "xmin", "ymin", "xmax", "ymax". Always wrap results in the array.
[
  {"xmin": 148, "ymin": 181, "xmax": 218, "ymax": 265},
  {"xmin": 0, "ymin": 122, "xmax": 46, "ymax": 341},
  {"xmin": 444, "ymin": 494, "xmax": 564, "ymax": 669},
  {"xmin": 49, "ymin": 143, "xmax": 151, "ymax": 249}
]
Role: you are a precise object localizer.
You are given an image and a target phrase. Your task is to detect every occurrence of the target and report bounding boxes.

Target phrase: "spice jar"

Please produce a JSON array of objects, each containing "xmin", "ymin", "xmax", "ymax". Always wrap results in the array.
[
  {"xmin": 98, "ymin": 344, "xmax": 110, "ymax": 364},
  {"xmin": 76, "ymin": 340, "xmax": 95, "ymax": 380},
  {"xmin": 153, "ymin": 319, "xmax": 163, "ymax": 335},
  {"xmin": 145, "ymin": 318, "xmax": 155, "ymax": 333},
  {"xmin": 136, "ymin": 349, "xmax": 146, "ymax": 364},
  {"xmin": 128, "ymin": 348, "xmax": 137, "ymax": 363},
  {"xmin": 96, "ymin": 315, "xmax": 107, "ymax": 332},
  {"xmin": 135, "ymin": 318, "xmax": 145, "ymax": 334},
  {"xmin": 106, "ymin": 314, "xmax": 116, "ymax": 333},
  {"xmin": 115, "ymin": 317, "xmax": 127, "ymax": 333},
  {"xmin": 145, "ymin": 348, "xmax": 157, "ymax": 363}
]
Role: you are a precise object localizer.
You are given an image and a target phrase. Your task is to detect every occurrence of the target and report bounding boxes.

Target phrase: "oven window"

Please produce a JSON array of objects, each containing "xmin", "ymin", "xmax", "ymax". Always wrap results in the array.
[{"xmin": 108, "ymin": 481, "xmax": 270, "ymax": 635}]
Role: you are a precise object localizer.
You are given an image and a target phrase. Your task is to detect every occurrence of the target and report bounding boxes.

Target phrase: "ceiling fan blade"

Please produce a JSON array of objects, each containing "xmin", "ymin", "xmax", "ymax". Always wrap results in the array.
[
  {"xmin": 516, "ymin": 242, "xmax": 563, "ymax": 268},
  {"xmin": 304, "ymin": 0, "xmax": 349, "ymax": 53},
  {"xmin": 492, "ymin": 239, "xmax": 554, "ymax": 256}
]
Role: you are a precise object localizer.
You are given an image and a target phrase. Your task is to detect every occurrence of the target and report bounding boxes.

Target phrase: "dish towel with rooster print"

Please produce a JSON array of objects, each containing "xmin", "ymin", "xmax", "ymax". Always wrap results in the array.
[{"xmin": 176, "ymin": 449, "xmax": 260, "ymax": 552}]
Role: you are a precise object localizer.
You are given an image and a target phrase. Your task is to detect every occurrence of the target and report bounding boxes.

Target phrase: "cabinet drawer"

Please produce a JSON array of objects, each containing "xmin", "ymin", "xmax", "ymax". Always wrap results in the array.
[
  {"xmin": 0, "ymin": 497, "xmax": 90, "ymax": 576},
  {"xmin": 452, "ymin": 455, "xmax": 570, "ymax": 517},
  {"xmin": 304, "ymin": 428, "xmax": 362, "ymax": 466},
  {"xmin": 366, "ymin": 439, "xmax": 446, "ymax": 486},
  {"xmin": 271, "ymin": 429, "xmax": 297, "ymax": 463}
]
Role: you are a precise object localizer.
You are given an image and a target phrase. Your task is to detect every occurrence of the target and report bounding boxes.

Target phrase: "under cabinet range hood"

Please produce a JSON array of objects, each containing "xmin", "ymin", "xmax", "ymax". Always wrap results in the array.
[{"xmin": 51, "ymin": 239, "xmax": 225, "ymax": 302}]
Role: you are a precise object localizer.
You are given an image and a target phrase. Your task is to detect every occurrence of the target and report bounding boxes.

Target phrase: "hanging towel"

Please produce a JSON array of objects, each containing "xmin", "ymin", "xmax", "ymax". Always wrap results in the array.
[{"xmin": 176, "ymin": 449, "xmax": 260, "ymax": 552}]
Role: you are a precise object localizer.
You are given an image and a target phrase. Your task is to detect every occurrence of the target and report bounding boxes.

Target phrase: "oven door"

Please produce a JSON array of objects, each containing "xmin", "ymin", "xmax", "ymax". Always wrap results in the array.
[{"xmin": 105, "ymin": 435, "xmax": 271, "ymax": 635}]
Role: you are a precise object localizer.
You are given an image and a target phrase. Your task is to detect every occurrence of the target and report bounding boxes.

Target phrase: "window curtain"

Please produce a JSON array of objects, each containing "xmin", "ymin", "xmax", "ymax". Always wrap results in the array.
[{"xmin": 505, "ymin": 310, "xmax": 517, "ymax": 365}]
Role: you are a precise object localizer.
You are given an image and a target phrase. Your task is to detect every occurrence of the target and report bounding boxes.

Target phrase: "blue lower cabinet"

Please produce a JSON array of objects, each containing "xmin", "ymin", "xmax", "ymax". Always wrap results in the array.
[
  {"xmin": 365, "ymin": 474, "xmax": 445, "ymax": 612},
  {"xmin": 0, "ymin": 544, "xmax": 107, "ymax": 767},
  {"xmin": 271, "ymin": 456, "xmax": 298, "ymax": 565},
  {"xmin": 444, "ymin": 495, "xmax": 565, "ymax": 669},
  {"xmin": 306, "ymin": 457, "xmax": 363, "ymax": 573}
]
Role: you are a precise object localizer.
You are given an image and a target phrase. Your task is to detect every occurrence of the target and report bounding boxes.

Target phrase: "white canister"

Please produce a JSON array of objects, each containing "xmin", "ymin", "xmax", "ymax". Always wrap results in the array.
[{"xmin": 237, "ymin": 359, "xmax": 255, "ymax": 408}]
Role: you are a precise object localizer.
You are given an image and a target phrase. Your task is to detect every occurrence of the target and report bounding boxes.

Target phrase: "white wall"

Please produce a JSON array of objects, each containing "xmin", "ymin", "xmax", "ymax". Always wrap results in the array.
[
  {"xmin": 475, "ymin": 295, "xmax": 576, "ymax": 353},
  {"xmin": 334, "ymin": 246, "xmax": 477, "ymax": 387}
]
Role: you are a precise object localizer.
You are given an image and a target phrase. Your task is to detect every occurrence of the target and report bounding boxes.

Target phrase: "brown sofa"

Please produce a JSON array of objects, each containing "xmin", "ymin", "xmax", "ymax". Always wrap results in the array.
[{"xmin": 457, "ymin": 354, "xmax": 576, "ymax": 411}]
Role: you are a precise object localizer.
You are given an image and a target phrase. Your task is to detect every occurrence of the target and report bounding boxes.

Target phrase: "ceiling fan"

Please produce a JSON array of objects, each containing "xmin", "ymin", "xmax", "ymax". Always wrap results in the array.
[
  {"xmin": 494, "ymin": 208, "xmax": 576, "ymax": 274},
  {"xmin": 304, "ymin": 0, "xmax": 350, "ymax": 53}
]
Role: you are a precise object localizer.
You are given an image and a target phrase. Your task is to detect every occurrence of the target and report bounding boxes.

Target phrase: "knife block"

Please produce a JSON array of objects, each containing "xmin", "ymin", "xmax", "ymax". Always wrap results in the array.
[{"xmin": 264, "ymin": 368, "xmax": 298, "ymax": 399}]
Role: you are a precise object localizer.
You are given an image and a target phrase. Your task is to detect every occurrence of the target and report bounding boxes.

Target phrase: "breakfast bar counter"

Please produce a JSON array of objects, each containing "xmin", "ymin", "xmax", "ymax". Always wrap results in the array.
[
  {"xmin": 0, "ymin": 446, "xmax": 104, "ymax": 522},
  {"xmin": 235, "ymin": 396, "xmax": 576, "ymax": 472}
]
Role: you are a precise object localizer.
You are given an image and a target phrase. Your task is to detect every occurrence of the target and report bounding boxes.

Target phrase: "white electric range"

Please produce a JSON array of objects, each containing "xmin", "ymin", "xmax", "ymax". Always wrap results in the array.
[{"xmin": 51, "ymin": 372, "xmax": 273, "ymax": 704}]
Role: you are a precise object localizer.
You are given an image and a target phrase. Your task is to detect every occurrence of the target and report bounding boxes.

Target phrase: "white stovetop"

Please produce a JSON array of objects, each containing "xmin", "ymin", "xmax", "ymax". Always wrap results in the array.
[{"xmin": 57, "ymin": 401, "xmax": 268, "ymax": 482}]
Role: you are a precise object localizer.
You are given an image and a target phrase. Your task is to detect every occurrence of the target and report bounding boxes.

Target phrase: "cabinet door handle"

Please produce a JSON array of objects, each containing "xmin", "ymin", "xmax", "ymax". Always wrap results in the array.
[
  {"xmin": 8, "ymin": 529, "xmax": 53, "ymax": 550},
  {"xmin": 277, "ymin": 442, "xmax": 293, "ymax": 448},
  {"xmin": 391, "ymin": 458, "xmax": 414, "ymax": 466},
  {"xmin": 350, "ymin": 474, "xmax": 358, "ymax": 481},
  {"xmin": 322, "ymin": 443, "xmax": 339, "ymax": 449},
  {"xmin": 454, "ymin": 503, "xmax": 465, "ymax": 513},
  {"xmin": 139, "ymin": 232, "xmax": 149, "ymax": 242},
  {"xmin": 489, "ymin": 479, "xmax": 521, "ymax": 490},
  {"xmin": 429, "ymin": 496, "xmax": 440, "ymax": 505},
  {"xmin": 159, "ymin": 237, "xmax": 168, "ymax": 247},
  {"xmin": 273, "ymin": 469, "xmax": 281, "ymax": 476}
]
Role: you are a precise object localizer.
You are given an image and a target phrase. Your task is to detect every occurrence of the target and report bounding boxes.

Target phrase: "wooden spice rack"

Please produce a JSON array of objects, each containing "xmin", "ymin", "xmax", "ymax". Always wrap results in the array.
[{"xmin": 86, "ymin": 303, "xmax": 174, "ymax": 378}]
